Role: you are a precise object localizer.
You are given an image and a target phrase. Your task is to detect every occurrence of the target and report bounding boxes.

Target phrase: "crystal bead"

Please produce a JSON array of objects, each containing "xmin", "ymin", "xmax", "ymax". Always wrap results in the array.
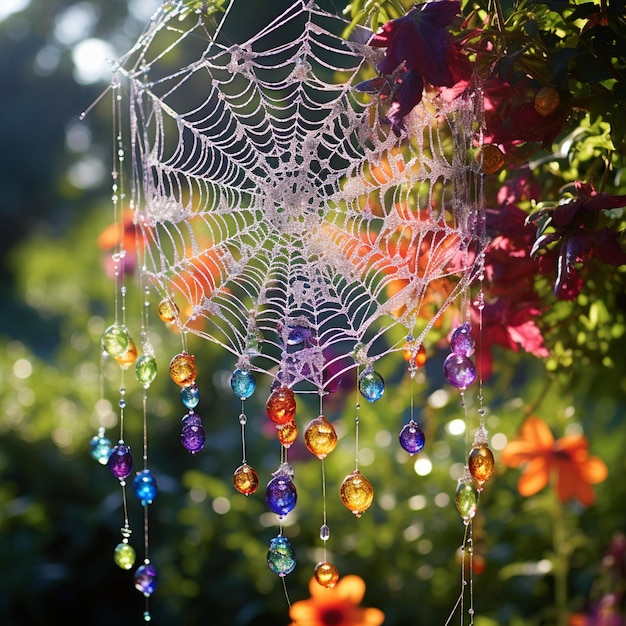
[
  {"xmin": 169, "ymin": 352, "xmax": 197, "ymax": 387},
  {"xmin": 304, "ymin": 415, "xmax": 337, "ymax": 459},
  {"xmin": 276, "ymin": 420, "xmax": 298, "ymax": 448},
  {"xmin": 266, "ymin": 386, "xmax": 296, "ymax": 425},
  {"xmin": 180, "ymin": 413, "xmax": 206, "ymax": 454},
  {"xmin": 157, "ymin": 299, "xmax": 179, "ymax": 324},
  {"xmin": 230, "ymin": 368, "xmax": 256, "ymax": 400},
  {"xmin": 450, "ymin": 323, "xmax": 475, "ymax": 356},
  {"xmin": 108, "ymin": 444, "xmax": 133, "ymax": 480},
  {"xmin": 115, "ymin": 340, "xmax": 138, "ymax": 369},
  {"xmin": 358, "ymin": 368, "xmax": 384, "ymax": 402},
  {"xmin": 114, "ymin": 542, "xmax": 136, "ymax": 570},
  {"xmin": 403, "ymin": 343, "xmax": 426, "ymax": 368},
  {"xmin": 314, "ymin": 561, "xmax": 339, "ymax": 588},
  {"xmin": 399, "ymin": 420, "xmax": 425, "ymax": 455},
  {"xmin": 267, "ymin": 535, "xmax": 296, "ymax": 577},
  {"xmin": 233, "ymin": 463, "xmax": 259, "ymax": 496},
  {"xmin": 286, "ymin": 324, "xmax": 313, "ymax": 346},
  {"xmin": 455, "ymin": 478, "xmax": 479, "ymax": 521},
  {"xmin": 443, "ymin": 353, "xmax": 477, "ymax": 390},
  {"xmin": 181, "ymin": 384, "xmax": 200, "ymax": 409},
  {"xmin": 319, "ymin": 524, "xmax": 330, "ymax": 541},
  {"xmin": 102, "ymin": 324, "xmax": 131, "ymax": 358},
  {"xmin": 340, "ymin": 470, "xmax": 374, "ymax": 517},
  {"xmin": 132, "ymin": 469, "xmax": 158, "ymax": 506},
  {"xmin": 265, "ymin": 466, "xmax": 297, "ymax": 517},
  {"xmin": 89, "ymin": 433, "xmax": 112, "ymax": 465},
  {"xmin": 135, "ymin": 354, "xmax": 157, "ymax": 388},
  {"xmin": 244, "ymin": 329, "xmax": 263, "ymax": 357},
  {"xmin": 468, "ymin": 444, "xmax": 495, "ymax": 486},
  {"xmin": 134, "ymin": 561, "xmax": 157, "ymax": 597}
]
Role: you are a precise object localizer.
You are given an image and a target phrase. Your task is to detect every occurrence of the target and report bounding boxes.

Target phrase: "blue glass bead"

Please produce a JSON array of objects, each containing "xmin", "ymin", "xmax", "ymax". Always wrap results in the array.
[
  {"xmin": 230, "ymin": 368, "xmax": 256, "ymax": 400},
  {"xmin": 267, "ymin": 535, "xmax": 296, "ymax": 577},
  {"xmin": 134, "ymin": 561, "xmax": 157, "ymax": 596},
  {"xmin": 443, "ymin": 353, "xmax": 477, "ymax": 390},
  {"xmin": 181, "ymin": 413, "xmax": 206, "ymax": 454},
  {"xmin": 108, "ymin": 444, "xmax": 133, "ymax": 480},
  {"xmin": 286, "ymin": 324, "xmax": 313, "ymax": 346},
  {"xmin": 90, "ymin": 434, "xmax": 112, "ymax": 465},
  {"xmin": 181, "ymin": 384, "xmax": 200, "ymax": 409},
  {"xmin": 265, "ymin": 473, "xmax": 297, "ymax": 517},
  {"xmin": 399, "ymin": 420, "xmax": 425, "ymax": 455},
  {"xmin": 132, "ymin": 469, "xmax": 158, "ymax": 506},
  {"xmin": 450, "ymin": 323, "xmax": 475, "ymax": 356},
  {"xmin": 358, "ymin": 368, "xmax": 385, "ymax": 402}
]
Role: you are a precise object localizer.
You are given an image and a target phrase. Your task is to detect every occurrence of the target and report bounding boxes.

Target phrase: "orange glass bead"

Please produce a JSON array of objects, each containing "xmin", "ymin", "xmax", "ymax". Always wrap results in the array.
[
  {"xmin": 468, "ymin": 444, "xmax": 495, "ymax": 486},
  {"xmin": 403, "ymin": 343, "xmax": 426, "ymax": 368},
  {"xmin": 169, "ymin": 352, "xmax": 197, "ymax": 387},
  {"xmin": 277, "ymin": 420, "xmax": 298, "ymax": 448},
  {"xmin": 304, "ymin": 415, "xmax": 337, "ymax": 459},
  {"xmin": 115, "ymin": 340, "xmax": 138, "ymax": 370},
  {"xmin": 233, "ymin": 463, "xmax": 259, "ymax": 496},
  {"xmin": 314, "ymin": 561, "xmax": 339, "ymax": 588},
  {"xmin": 481, "ymin": 144, "xmax": 505, "ymax": 174},
  {"xmin": 266, "ymin": 386, "xmax": 296, "ymax": 425},
  {"xmin": 157, "ymin": 298, "xmax": 179, "ymax": 324},
  {"xmin": 534, "ymin": 86, "xmax": 560, "ymax": 117},
  {"xmin": 340, "ymin": 470, "xmax": 374, "ymax": 517}
]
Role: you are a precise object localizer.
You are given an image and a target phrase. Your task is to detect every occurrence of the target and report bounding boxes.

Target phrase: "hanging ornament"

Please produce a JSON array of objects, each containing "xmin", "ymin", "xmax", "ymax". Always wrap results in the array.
[
  {"xmin": 230, "ymin": 368, "xmax": 256, "ymax": 400},
  {"xmin": 157, "ymin": 298, "xmax": 179, "ymax": 324},
  {"xmin": 358, "ymin": 368, "xmax": 385, "ymax": 402},
  {"xmin": 314, "ymin": 561, "xmax": 339, "ymax": 588},
  {"xmin": 266, "ymin": 386, "xmax": 296, "ymax": 425},
  {"xmin": 534, "ymin": 85, "xmax": 560, "ymax": 117},
  {"xmin": 169, "ymin": 352, "xmax": 197, "ymax": 387},
  {"xmin": 181, "ymin": 384, "xmax": 200, "ymax": 410},
  {"xmin": 276, "ymin": 420, "xmax": 298, "ymax": 448},
  {"xmin": 132, "ymin": 469, "xmax": 158, "ymax": 506},
  {"xmin": 468, "ymin": 444, "xmax": 495, "ymax": 487},
  {"xmin": 455, "ymin": 476, "xmax": 479, "ymax": 522},
  {"xmin": 404, "ymin": 342, "xmax": 426, "ymax": 370},
  {"xmin": 304, "ymin": 415, "xmax": 338, "ymax": 459},
  {"xmin": 267, "ymin": 534, "xmax": 296, "ymax": 577},
  {"xmin": 340, "ymin": 470, "xmax": 374, "ymax": 517},
  {"xmin": 89, "ymin": 429, "xmax": 112, "ymax": 465},
  {"xmin": 480, "ymin": 144, "xmax": 505, "ymax": 175},
  {"xmin": 102, "ymin": 324, "xmax": 132, "ymax": 359},
  {"xmin": 399, "ymin": 420, "xmax": 425, "ymax": 455},
  {"xmin": 134, "ymin": 561, "xmax": 158, "ymax": 596},
  {"xmin": 450, "ymin": 323, "xmax": 475, "ymax": 356},
  {"xmin": 233, "ymin": 463, "xmax": 259, "ymax": 496},
  {"xmin": 244, "ymin": 328, "xmax": 263, "ymax": 358},
  {"xmin": 114, "ymin": 542, "xmax": 137, "ymax": 570},
  {"xmin": 180, "ymin": 413, "xmax": 206, "ymax": 454},
  {"xmin": 443, "ymin": 353, "xmax": 477, "ymax": 390},
  {"xmin": 115, "ymin": 340, "xmax": 138, "ymax": 369},
  {"xmin": 135, "ymin": 354, "xmax": 157, "ymax": 388},
  {"xmin": 265, "ymin": 463, "xmax": 297, "ymax": 517},
  {"xmin": 108, "ymin": 443, "xmax": 133, "ymax": 480}
]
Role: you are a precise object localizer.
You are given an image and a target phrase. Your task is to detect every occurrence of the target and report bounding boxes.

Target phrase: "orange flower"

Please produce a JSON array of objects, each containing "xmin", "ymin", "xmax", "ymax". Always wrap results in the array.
[
  {"xmin": 500, "ymin": 416, "xmax": 608, "ymax": 506},
  {"xmin": 289, "ymin": 575, "xmax": 385, "ymax": 626}
]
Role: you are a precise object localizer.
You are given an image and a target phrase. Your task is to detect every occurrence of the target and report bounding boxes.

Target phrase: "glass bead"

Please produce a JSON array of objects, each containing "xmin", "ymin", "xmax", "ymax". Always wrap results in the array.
[
  {"xmin": 443, "ymin": 353, "xmax": 477, "ymax": 390},
  {"xmin": 115, "ymin": 340, "xmax": 138, "ymax": 369},
  {"xmin": 230, "ymin": 368, "xmax": 256, "ymax": 400},
  {"xmin": 319, "ymin": 524, "xmax": 330, "ymax": 541},
  {"xmin": 134, "ymin": 561, "xmax": 157, "ymax": 597},
  {"xmin": 108, "ymin": 444, "xmax": 133, "ymax": 479},
  {"xmin": 102, "ymin": 324, "xmax": 131, "ymax": 358},
  {"xmin": 233, "ymin": 463, "xmax": 259, "ymax": 496},
  {"xmin": 468, "ymin": 444, "xmax": 495, "ymax": 486},
  {"xmin": 314, "ymin": 561, "xmax": 339, "ymax": 588},
  {"xmin": 181, "ymin": 413, "xmax": 206, "ymax": 454},
  {"xmin": 169, "ymin": 352, "xmax": 197, "ymax": 387},
  {"xmin": 399, "ymin": 420, "xmax": 425, "ymax": 455},
  {"xmin": 358, "ymin": 369, "xmax": 384, "ymax": 402},
  {"xmin": 534, "ymin": 86, "xmax": 560, "ymax": 117},
  {"xmin": 90, "ymin": 434, "xmax": 112, "ymax": 465},
  {"xmin": 181, "ymin": 384, "xmax": 200, "ymax": 409},
  {"xmin": 304, "ymin": 415, "xmax": 337, "ymax": 459},
  {"xmin": 481, "ymin": 144, "xmax": 505, "ymax": 175},
  {"xmin": 277, "ymin": 420, "xmax": 298, "ymax": 448},
  {"xmin": 265, "ymin": 470, "xmax": 297, "ymax": 517},
  {"xmin": 340, "ymin": 470, "xmax": 374, "ymax": 517},
  {"xmin": 404, "ymin": 343, "xmax": 426, "ymax": 368},
  {"xmin": 132, "ymin": 469, "xmax": 158, "ymax": 506},
  {"xmin": 135, "ymin": 354, "xmax": 158, "ymax": 388},
  {"xmin": 286, "ymin": 324, "xmax": 313, "ymax": 346},
  {"xmin": 244, "ymin": 329, "xmax": 263, "ymax": 357},
  {"xmin": 157, "ymin": 298, "xmax": 179, "ymax": 324},
  {"xmin": 114, "ymin": 542, "xmax": 136, "ymax": 570},
  {"xmin": 267, "ymin": 535, "xmax": 296, "ymax": 577},
  {"xmin": 266, "ymin": 386, "xmax": 296, "ymax": 425},
  {"xmin": 455, "ymin": 478, "xmax": 479, "ymax": 521},
  {"xmin": 450, "ymin": 323, "xmax": 475, "ymax": 356}
]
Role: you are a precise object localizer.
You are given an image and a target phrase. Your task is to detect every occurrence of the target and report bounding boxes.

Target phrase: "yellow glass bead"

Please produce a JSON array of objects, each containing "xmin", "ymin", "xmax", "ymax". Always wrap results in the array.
[
  {"xmin": 304, "ymin": 415, "xmax": 337, "ymax": 459},
  {"xmin": 480, "ymin": 144, "xmax": 505, "ymax": 174},
  {"xmin": 340, "ymin": 470, "xmax": 374, "ymax": 517},
  {"xmin": 468, "ymin": 444, "xmax": 495, "ymax": 486},
  {"xmin": 114, "ymin": 340, "xmax": 138, "ymax": 370},
  {"xmin": 534, "ymin": 86, "xmax": 560, "ymax": 117},
  {"xmin": 314, "ymin": 561, "xmax": 339, "ymax": 588},
  {"xmin": 233, "ymin": 463, "xmax": 259, "ymax": 496},
  {"xmin": 266, "ymin": 386, "xmax": 296, "ymax": 425},
  {"xmin": 277, "ymin": 420, "xmax": 298, "ymax": 448},
  {"xmin": 169, "ymin": 352, "xmax": 197, "ymax": 387},
  {"xmin": 157, "ymin": 298, "xmax": 179, "ymax": 324}
]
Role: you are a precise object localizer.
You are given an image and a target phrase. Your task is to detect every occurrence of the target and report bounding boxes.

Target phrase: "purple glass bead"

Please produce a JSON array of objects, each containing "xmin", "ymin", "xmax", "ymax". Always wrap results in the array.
[
  {"xmin": 443, "ymin": 353, "xmax": 477, "ymax": 390},
  {"xmin": 181, "ymin": 413, "xmax": 206, "ymax": 454},
  {"xmin": 286, "ymin": 324, "xmax": 313, "ymax": 346},
  {"xmin": 134, "ymin": 561, "xmax": 157, "ymax": 596},
  {"xmin": 265, "ymin": 475, "xmax": 297, "ymax": 517},
  {"xmin": 399, "ymin": 420, "xmax": 425, "ymax": 455},
  {"xmin": 450, "ymin": 323, "xmax": 475, "ymax": 356},
  {"xmin": 108, "ymin": 444, "xmax": 133, "ymax": 480}
]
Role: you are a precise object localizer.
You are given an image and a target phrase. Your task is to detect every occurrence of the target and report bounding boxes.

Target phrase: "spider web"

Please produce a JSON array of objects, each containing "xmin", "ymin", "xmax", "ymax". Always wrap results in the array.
[{"xmin": 117, "ymin": 0, "xmax": 486, "ymax": 393}]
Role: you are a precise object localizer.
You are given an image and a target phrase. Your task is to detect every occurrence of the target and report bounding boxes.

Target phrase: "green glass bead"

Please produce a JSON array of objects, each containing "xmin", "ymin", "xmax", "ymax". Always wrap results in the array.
[
  {"xmin": 102, "ymin": 324, "xmax": 131, "ymax": 358},
  {"xmin": 114, "ymin": 542, "xmax": 136, "ymax": 570},
  {"xmin": 455, "ymin": 478, "xmax": 478, "ymax": 521},
  {"xmin": 135, "ymin": 354, "xmax": 158, "ymax": 388}
]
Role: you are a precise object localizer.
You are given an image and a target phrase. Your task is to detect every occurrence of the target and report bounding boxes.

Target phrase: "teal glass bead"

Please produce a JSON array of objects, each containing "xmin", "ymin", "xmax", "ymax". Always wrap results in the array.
[
  {"xmin": 230, "ymin": 368, "xmax": 256, "ymax": 400},
  {"xmin": 90, "ymin": 433, "xmax": 112, "ymax": 465},
  {"xmin": 181, "ymin": 384, "xmax": 200, "ymax": 409},
  {"xmin": 101, "ymin": 324, "xmax": 131, "ymax": 358},
  {"xmin": 358, "ymin": 368, "xmax": 385, "ymax": 402},
  {"xmin": 132, "ymin": 469, "xmax": 158, "ymax": 506},
  {"xmin": 267, "ymin": 535, "xmax": 296, "ymax": 577},
  {"xmin": 135, "ymin": 354, "xmax": 157, "ymax": 388}
]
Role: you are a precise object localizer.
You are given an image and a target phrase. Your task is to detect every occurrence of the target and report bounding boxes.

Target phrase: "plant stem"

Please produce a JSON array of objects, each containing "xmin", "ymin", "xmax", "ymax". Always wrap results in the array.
[{"xmin": 552, "ymin": 490, "xmax": 570, "ymax": 626}]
